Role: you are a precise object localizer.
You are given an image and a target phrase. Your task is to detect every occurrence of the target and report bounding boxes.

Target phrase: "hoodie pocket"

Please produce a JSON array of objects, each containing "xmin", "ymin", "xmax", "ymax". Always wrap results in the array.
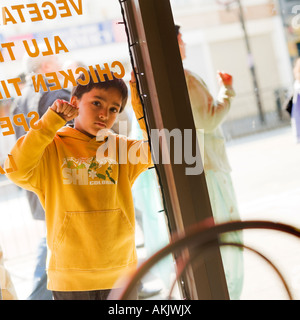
[{"xmin": 53, "ymin": 209, "xmax": 136, "ymax": 270}]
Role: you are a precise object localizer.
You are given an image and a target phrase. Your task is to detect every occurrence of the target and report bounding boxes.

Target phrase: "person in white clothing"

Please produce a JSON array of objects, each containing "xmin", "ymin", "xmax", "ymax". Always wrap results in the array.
[{"xmin": 176, "ymin": 25, "xmax": 244, "ymax": 300}]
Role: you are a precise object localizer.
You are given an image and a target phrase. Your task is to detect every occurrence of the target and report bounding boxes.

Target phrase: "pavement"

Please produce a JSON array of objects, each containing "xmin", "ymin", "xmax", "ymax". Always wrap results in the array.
[
  {"xmin": 228, "ymin": 125, "xmax": 300, "ymax": 300},
  {"xmin": 1, "ymin": 125, "xmax": 300, "ymax": 300}
]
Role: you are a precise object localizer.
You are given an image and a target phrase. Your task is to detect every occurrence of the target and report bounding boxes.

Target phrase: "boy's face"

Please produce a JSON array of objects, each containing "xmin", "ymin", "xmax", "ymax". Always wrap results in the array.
[{"xmin": 71, "ymin": 87, "xmax": 122, "ymax": 138}]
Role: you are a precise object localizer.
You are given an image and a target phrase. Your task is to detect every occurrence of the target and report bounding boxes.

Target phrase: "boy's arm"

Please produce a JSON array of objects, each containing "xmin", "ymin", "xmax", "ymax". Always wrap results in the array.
[
  {"xmin": 129, "ymin": 79, "xmax": 148, "ymax": 138},
  {"xmin": 5, "ymin": 100, "xmax": 78, "ymax": 190},
  {"xmin": 128, "ymin": 75, "xmax": 153, "ymax": 176}
]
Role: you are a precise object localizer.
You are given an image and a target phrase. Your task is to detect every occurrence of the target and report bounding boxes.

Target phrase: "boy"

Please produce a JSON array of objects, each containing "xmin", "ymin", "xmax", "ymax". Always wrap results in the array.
[{"xmin": 5, "ymin": 69, "xmax": 152, "ymax": 300}]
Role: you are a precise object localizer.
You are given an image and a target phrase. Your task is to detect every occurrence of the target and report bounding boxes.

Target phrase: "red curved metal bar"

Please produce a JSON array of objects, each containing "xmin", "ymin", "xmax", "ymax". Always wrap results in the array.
[
  {"xmin": 167, "ymin": 241, "xmax": 293, "ymax": 300},
  {"xmin": 114, "ymin": 220, "xmax": 300, "ymax": 300}
]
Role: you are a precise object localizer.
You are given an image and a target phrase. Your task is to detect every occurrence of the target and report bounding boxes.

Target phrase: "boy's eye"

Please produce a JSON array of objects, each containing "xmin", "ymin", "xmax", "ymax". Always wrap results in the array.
[
  {"xmin": 92, "ymin": 101, "xmax": 101, "ymax": 107},
  {"xmin": 110, "ymin": 107, "xmax": 119, "ymax": 113}
]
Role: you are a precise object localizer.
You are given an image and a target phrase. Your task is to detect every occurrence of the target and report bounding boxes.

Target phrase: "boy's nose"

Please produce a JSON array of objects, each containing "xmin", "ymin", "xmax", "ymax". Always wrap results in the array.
[{"xmin": 98, "ymin": 108, "xmax": 108, "ymax": 119}]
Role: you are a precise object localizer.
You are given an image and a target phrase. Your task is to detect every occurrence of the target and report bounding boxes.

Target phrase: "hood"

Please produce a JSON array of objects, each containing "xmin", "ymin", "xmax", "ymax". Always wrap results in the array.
[{"xmin": 57, "ymin": 126, "xmax": 115, "ymax": 143}]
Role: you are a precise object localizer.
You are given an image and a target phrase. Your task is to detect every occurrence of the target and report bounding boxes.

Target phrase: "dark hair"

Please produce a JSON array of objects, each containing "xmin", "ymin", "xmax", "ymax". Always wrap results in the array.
[
  {"xmin": 175, "ymin": 24, "xmax": 181, "ymax": 37},
  {"xmin": 71, "ymin": 69, "xmax": 128, "ymax": 113}
]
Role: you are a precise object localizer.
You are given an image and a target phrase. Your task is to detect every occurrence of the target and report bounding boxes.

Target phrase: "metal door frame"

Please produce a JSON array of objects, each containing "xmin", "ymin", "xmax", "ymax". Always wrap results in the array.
[{"xmin": 120, "ymin": 0, "xmax": 229, "ymax": 300}]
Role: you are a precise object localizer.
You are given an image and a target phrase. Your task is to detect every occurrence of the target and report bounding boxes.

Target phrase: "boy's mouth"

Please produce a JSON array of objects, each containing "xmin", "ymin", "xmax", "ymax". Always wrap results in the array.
[{"xmin": 95, "ymin": 121, "xmax": 106, "ymax": 128}]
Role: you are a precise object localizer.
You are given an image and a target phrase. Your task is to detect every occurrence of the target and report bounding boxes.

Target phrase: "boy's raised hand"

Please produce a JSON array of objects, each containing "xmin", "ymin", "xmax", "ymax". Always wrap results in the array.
[{"xmin": 50, "ymin": 99, "xmax": 79, "ymax": 122}]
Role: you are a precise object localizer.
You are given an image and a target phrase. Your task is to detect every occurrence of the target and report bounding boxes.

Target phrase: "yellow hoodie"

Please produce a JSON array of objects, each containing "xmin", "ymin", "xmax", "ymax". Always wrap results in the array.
[{"xmin": 5, "ymin": 82, "xmax": 152, "ymax": 291}]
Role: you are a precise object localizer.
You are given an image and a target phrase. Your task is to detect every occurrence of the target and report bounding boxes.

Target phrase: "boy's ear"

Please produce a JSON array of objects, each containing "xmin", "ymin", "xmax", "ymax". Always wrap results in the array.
[{"xmin": 70, "ymin": 96, "xmax": 78, "ymax": 107}]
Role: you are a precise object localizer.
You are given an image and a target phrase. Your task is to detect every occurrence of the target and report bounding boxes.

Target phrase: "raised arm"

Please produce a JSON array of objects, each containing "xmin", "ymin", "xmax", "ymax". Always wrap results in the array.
[
  {"xmin": 186, "ymin": 71, "xmax": 235, "ymax": 133},
  {"xmin": 5, "ymin": 100, "xmax": 78, "ymax": 191},
  {"xmin": 127, "ymin": 72, "xmax": 153, "ymax": 182},
  {"xmin": 129, "ymin": 71, "xmax": 148, "ymax": 137}
]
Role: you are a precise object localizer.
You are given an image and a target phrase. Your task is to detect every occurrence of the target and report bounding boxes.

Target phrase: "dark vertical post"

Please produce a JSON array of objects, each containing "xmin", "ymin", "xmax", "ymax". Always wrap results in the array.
[
  {"xmin": 236, "ymin": 0, "xmax": 265, "ymax": 124},
  {"xmin": 123, "ymin": 0, "xmax": 230, "ymax": 299}
]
